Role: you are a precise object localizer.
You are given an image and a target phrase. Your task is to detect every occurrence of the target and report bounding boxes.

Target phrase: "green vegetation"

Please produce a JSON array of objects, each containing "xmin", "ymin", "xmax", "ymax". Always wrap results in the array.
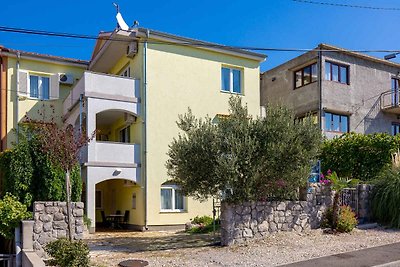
[
  {"xmin": 0, "ymin": 130, "xmax": 82, "ymax": 207},
  {"xmin": 321, "ymin": 206, "xmax": 357, "ymax": 233},
  {"xmin": 0, "ymin": 193, "xmax": 31, "ymax": 239},
  {"xmin": 187, "ymin": 215, "xmax": 219, "ymax": 234},
  {"xmin": 167, "ymin": 97, "xmax": 322, "ymax": 203},
  {"xmin": 45, "ymin": 238, "xmax": 90, "ymax": 267},
  {"xmin": 371, "ymin": 168, "xmax": 400, "ymax": 228},
  {"xmin": 320, "ymin": 133, "xmax": 398, "ymax": 181}
]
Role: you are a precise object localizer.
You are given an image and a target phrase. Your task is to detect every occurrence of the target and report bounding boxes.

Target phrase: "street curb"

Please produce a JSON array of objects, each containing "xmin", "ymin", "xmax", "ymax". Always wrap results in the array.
[{"xmin": 373, "ymin": 260, "xmax": 400, "ymax": 267}]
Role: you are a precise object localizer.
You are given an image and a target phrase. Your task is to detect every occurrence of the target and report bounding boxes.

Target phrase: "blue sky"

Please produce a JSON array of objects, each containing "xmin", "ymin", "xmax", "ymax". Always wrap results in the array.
[{"xmin": 1, "ymin": 0, "xmax": 400, "ymax": 71}]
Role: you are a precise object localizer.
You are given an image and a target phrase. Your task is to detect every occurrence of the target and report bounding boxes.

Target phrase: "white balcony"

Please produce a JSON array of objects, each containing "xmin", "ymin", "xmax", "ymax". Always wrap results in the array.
[
  {"xmin": 63, "ymin": 71, "xmax": 140, "ymax": 116},
  {"xmin": 82, "ymin": 141, "xmax": 140, "ymax": 167}
]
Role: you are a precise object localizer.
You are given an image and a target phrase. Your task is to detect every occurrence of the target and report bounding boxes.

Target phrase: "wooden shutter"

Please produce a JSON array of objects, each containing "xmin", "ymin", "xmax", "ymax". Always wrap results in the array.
[
  {"xmin": 50, "ymin": 73, "xmax": 59, "ymax": 100},
  {"xmin": 18, "ymin": 71, "xmax": 28, "ymax": 97}
]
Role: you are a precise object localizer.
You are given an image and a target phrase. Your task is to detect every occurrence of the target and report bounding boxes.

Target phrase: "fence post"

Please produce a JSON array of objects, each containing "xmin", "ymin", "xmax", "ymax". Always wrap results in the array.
[{"xmin": 14, "ymin": 226, "xmax": 21, "ymax": 267}]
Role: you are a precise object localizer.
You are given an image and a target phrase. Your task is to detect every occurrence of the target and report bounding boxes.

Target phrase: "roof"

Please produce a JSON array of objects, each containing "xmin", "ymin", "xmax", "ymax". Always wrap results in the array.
[
  {"xmin": 318, "ymin": 43, "xmax": 400, "ymax": 69},
  {"xmin": 91, "ymin": 27, "xmax": 267, "ymax": 63},
  {"xmin": 262, "ymin": 43, "xmax": 400, "ymax": 74},
  {"xmin": 135, "ymin": 27, "xmax": 267, "ymax": 62},
  {"xmin": 0, "ymin": 46, "xmax": 89, "ymax": 67}
]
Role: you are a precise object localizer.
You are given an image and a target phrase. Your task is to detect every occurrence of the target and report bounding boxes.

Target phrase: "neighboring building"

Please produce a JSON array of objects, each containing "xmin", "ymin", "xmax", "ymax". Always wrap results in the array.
[
  {"xmin": 60, "ymin": 28, "xmax": 266, "ymax": 232},
  {"xmin": 261, "ymin": 44, "xmax": 400, "ymax": 138}
]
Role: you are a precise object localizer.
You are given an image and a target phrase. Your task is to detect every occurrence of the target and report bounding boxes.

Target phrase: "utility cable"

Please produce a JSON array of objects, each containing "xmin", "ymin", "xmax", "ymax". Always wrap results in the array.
[{"xmin": 292, "ymin": 0, "xmax": 400, "ymax": 11}]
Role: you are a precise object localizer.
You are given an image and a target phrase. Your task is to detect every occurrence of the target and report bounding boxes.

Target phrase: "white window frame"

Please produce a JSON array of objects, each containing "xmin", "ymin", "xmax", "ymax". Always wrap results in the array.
[
  {"xmin": 221, "ymin": 66, "xmax": 242, "ymax": 94},
  {"xmin": 29, "ymin": 74, "xmax": 50, "ymax": 100},
  {"xmin": 160, "ymin": 185, "xmax": 185, "ymax": 212}
]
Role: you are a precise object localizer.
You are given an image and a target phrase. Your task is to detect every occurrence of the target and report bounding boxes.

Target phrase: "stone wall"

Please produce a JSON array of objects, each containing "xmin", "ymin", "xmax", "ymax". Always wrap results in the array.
[
  {"xmin": 32, "ymin": 201, "xmax": 84, "ymax": 257},
  {"xmin": 221, "ymin": 184, "xmax": 333, "ymax": 246},
  {"xmin": 357, "ymin": 184, "xmax": 373, "ymax": 224}
]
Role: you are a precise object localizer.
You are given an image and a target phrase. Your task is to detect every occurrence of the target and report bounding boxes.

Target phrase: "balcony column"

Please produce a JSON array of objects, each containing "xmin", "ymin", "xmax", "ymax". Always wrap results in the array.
[
  {"xmin": 86, "ymin": 170, "xmax": 96, "ymax": 233},
  {"xmin": 86, "ymin": 99, "xmax": 96, "ymax": 141}
]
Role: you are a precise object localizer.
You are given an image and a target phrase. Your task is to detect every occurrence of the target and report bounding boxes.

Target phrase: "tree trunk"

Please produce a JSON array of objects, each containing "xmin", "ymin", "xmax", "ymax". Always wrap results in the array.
[
  {"xmin": 332, "ymin": 191, "xmax": 340, "ymax": 229},
  {"xmin": 66, "ymin": 169, "xmax": 73, "ymax": 241}
]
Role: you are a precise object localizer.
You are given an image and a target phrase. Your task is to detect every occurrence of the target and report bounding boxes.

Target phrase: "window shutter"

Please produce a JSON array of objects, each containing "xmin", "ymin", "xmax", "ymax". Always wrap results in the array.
[
  {"xmin": 18, "ymin": 71, "xmax": 29, "ymax": 97},
  {"xmin": 50, "ymin": 73, "xmax": 59, "ymax": 100}
]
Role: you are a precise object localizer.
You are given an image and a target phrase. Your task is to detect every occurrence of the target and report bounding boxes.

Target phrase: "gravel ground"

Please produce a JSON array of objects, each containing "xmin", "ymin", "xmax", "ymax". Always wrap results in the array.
[{"xmin": 87, "ymin": 227, "xmax": 400, "ymax": 267}]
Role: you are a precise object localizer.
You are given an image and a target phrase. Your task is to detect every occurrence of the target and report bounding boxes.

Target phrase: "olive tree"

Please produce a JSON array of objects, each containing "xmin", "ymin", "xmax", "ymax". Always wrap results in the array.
[{"xmin": 166, "ymin": 97, "xmax": 322, "ymax": 203}]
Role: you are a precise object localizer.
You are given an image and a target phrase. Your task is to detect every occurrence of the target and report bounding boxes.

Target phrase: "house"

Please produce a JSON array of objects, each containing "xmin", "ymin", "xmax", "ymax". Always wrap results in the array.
[
  {"xmin": 30, "ymin": 27, "xmax": 265, "ymax": 232},
  {"xmin": 260, "ymin": 44, "xmax": 400, "ymax": 138},
  {"xmin": 0, "ymin": 46, "xmax": 88, "ymax": 149}
]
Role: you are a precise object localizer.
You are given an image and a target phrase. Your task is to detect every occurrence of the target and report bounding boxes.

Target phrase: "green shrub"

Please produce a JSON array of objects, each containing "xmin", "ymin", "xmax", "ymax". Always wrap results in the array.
[
  {"xmin": 45, "ymin": 238, "xmax": 89, "ymax": 267},
  {"xmin": 0, "ymin": 193, "xmax": 31, "ymax": 239},
  {"xmin": 191, "ymin": 215, "xmax": 213, "ymax": 225},
  {"xmin": 336, "ymin": 206, "xmax": 358, "ymax": 233},
  {"xmin": 321, "ymin": 205, "xmax": 357, "ymax": 233},
  {"xmin": 320, "ymin": 133, "xmax": 398, "ymax": 181},
  {"xmin": 371, "ymin": 168, "xmax": 400, "ymax": 228}
]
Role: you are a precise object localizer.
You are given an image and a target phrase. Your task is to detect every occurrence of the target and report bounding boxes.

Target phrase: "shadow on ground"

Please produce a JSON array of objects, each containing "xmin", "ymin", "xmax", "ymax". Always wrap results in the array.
[{"xmin": 86, "ymin": 230, "xmax": 220, "ymax": 253}]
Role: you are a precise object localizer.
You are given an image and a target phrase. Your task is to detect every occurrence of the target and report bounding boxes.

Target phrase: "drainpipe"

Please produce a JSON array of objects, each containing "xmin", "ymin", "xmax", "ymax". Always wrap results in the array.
[
  {"xmin": 143, "ymin": 30, "xmax": 149, "ymax": 230},
  {"xmin": 318, "ymin": 47, "xmax": 322, "ymax": 130},
  {"xmin": 16, "ymin": 52, "xmax": 20, "ymax": 144}
]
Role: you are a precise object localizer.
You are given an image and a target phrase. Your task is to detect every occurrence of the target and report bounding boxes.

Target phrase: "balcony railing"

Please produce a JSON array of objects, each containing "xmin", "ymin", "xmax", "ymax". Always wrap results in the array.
[
  {"xmin": 81, "ymin": 141, "xmax": 140, "ymax": 166},
  {"xmin": 381, "ymin": 90, "xmax": 400, "ymax": 114},
  {"xmin": 63, "ymin": 71, "xmax": 140, "ymax": 116}
]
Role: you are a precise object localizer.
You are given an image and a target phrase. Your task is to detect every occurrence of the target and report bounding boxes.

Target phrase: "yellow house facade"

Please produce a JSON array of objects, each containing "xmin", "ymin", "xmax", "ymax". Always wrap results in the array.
[{"xmin": 2, "ymin": 27, "xmax": 266, "ymax": 232}]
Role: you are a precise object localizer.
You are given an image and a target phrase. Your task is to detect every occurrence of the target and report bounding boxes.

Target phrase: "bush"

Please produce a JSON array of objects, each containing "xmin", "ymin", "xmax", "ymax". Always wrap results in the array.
[
  {"xmin": 0, "ymin": 193, "xmax": 31, "ymax": 239},
  {"xmin": 371, "ymin": 168, "xmax": 400, "ymax": 228},
  {"xmin": 320, "ymin": 133, "xmax": 398, "ymax": 181},
  {"xmin": 191, "ymin": 215, "xmax": 213, "ymax": 226},
  {"xmin": 321, "ymin": 205, "xmax": 357, "ymax": 233},
  {"xmin": 45, "ymin": 238, "xmax": 89, "ymax": 267}
]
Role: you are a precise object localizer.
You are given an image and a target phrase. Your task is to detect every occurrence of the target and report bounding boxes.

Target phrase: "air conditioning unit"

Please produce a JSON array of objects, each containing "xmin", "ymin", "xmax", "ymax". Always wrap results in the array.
[
  {"xmin": 126, "ymin": 42, "xmax": 138, "ymax": 58},
  {"xmin": 59, "ymin": 74, "xmax": 74, "ymax": 85}
]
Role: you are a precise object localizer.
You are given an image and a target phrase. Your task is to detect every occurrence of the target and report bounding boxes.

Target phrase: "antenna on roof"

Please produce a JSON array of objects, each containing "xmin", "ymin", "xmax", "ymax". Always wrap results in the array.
[{"xmin": 112, "ymin": 3, "xmax": 129, "ymax": 31}]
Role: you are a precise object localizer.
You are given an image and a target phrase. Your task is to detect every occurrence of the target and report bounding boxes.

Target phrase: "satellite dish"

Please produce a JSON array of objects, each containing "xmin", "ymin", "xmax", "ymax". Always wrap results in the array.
[{"xmin": 113, "ymin": 3, "xmax": 129, "ymax": 31}]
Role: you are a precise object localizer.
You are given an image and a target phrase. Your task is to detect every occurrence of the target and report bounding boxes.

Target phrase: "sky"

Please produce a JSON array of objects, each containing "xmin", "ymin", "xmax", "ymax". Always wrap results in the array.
[{"xmin": 1, "ymin": 0, "xmax": 400, "ymax": 71}]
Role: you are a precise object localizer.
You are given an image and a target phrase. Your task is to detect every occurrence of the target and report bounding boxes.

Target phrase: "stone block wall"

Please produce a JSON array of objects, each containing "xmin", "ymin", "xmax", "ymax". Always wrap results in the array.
[
  {"xmin": 357, "ymin": 184, "xmax": 373, "ymax": 224},
  {"xmin": 32, "ymin": 201, "xmax": 84, "ymax": 257},
  {"xmin": 221, "ymin": 184, "xmax": 333, "ymax": 246}
]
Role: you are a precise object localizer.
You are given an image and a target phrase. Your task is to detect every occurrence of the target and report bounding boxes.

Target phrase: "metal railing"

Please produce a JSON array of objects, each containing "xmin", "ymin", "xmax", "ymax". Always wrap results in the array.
[
  {"xmin": 340, "ymin": 188, "xmax": 358, "ymax": 215},
  {"xmin": 381, "ymin": 90, "xmax": 400, "ymax": 109},
  {"xmin": 0, "ymin": 254, "xmax": 15, "ymax": 267}
]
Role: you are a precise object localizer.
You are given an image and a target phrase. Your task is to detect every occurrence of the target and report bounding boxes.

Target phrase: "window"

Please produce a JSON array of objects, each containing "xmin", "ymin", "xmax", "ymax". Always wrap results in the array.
[
  {"xmin": 391, "ymin": 78, "xmax": 400, "ymax": 106},
  {"xmin": 30, "ymin": 75, "xmax": 50, "ymax": 100},
  {"xmin": 392, "ymin": 123, "xmax": 400, "ymax": 135},
  {"xmin": 160, "ymin": 185, "xmax": 185, "ymax": 211},
  {"xmin": 132, "ymin": 193, "xmax": 136, "ymax": 209},
  {"xmin": 119, "ymin": 126, "xmax": 130, "ymax": 143},
  {"xmin": 294, "ymin": 63, "xmax": 317, "ymax": 89},
  {"xmin": 95, "ymin": 190, "xmax": 102, "ymax": 209},
  {"xmin": 221, "ymin": 67, "xmax": 242, "ymax": 94},
  {"xmin": 325, "ymin": 112, "xmax": 349, "ymax": 133},
  {"xmin": 325, "ymin": 62, "xmax": 349, "ymax": 84}
]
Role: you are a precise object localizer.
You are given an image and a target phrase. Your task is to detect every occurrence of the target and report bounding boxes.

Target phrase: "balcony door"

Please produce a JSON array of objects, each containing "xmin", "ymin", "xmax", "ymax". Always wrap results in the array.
[{"xmin": 391, "ymin": 78, "xmax": 400, "ymax": 106}]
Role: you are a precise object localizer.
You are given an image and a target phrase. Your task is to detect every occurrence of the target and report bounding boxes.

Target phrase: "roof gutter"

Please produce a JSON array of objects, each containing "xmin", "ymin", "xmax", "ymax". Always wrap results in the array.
[{"xmin": 3, "ymin": 51, "xmax": 88, "ymax": 68}]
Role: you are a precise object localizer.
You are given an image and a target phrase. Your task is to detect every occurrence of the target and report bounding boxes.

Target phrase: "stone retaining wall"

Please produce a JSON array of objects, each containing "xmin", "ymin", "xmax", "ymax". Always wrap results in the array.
[
  {"xmin": 221, "ymin": 184, "xmax": 332, "ymax": 246},
  {"xmin": 32, "ymin": 201, "xmax": 84, "ymax": 257}
]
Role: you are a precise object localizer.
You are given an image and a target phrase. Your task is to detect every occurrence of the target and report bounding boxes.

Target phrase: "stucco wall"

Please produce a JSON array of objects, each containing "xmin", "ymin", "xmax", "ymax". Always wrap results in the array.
[
  {"xmin": 261, "ymin": 49, "xmax": 400, "ymax": 135},
  {"xmin": 6, "ymin": 57, "xmax": 86, "ymax": 148},
  {"xmin": 145, "ymin": 43, "xmax": 262, "ymax": 226}
]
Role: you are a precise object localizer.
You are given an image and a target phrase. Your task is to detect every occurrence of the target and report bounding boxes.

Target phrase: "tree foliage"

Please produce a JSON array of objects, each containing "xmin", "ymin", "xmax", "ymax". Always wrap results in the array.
[
  {"xmin": 166, "ymin": 97, "xmax": 322, "ymax": 203},
  {"xmin": 0, "ymin": 128, "xmax": 82, "ymax": 207},
  {"xmin": 320, "ymin": 133, "xmax": 399, "ymax": 181}
]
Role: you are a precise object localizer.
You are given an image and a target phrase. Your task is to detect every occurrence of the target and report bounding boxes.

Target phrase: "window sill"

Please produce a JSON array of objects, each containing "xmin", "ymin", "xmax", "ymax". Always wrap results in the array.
[
  {"xmin": 325, "ymin": 80, "xmax": 350, "ymax": 86},
  {"xmin": 294, "ymin": 80, "xmax": 317, "ymax": 90},
  {"xmin": 324, "ymin": 130, "xmax": 348, "ymax": 134},
  {"xmin": 160, "ymin": 210, "xmax": 187, "ymax": 214},
  {"xmin": 220, "ymin": 90, "xmax": 243, "ymax": 96}
]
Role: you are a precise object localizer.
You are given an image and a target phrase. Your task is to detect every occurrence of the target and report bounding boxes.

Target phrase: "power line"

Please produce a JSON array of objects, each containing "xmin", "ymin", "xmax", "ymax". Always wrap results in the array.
[
  {"xmin": 292, "ymin": 0, "xmax": 400, "ymax": 11},
  {"xmin": 1, "ymin": 25, "xmax": 400, "ymax": 54}
]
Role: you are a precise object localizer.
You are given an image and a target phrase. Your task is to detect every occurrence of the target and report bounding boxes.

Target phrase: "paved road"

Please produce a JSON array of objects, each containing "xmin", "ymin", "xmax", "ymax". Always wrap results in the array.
[{"xmin": 279, "ymin": 242, "xmax": 400, "ymax": 267}]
